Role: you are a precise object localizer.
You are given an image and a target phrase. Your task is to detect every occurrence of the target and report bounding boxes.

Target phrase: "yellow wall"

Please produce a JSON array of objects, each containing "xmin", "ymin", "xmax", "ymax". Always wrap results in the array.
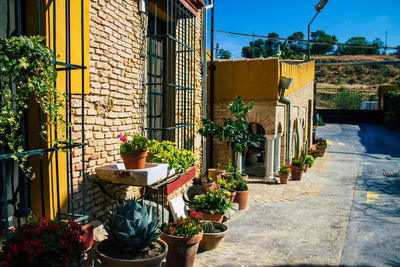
[
  {"xmin": 212, "ymin": 58, "xmax": 280, "ymax": 101},
  {"xmin": 210, "ymin": 58, "xmax": 315, "ymax": 101},
  {"xmin": 29, "ymin": 0, "xmax": 90, "ymax": 219},
  {"xmin": 281, "ymin": 61, "xmax": 315, "ymax": 96}
]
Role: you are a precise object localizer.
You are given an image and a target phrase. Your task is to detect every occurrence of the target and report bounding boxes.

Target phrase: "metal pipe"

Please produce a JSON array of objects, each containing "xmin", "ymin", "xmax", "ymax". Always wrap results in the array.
[
  {"xmin": 307, "ymin": 11, "xmax": 319, "ymax": 60},
  {"xmin": 209, "ymin": 1, "xmax": 215, "ymax": 168},
  {"xmin": 279, "ymin": 93, "xmax": 291, "ymax": 164}
]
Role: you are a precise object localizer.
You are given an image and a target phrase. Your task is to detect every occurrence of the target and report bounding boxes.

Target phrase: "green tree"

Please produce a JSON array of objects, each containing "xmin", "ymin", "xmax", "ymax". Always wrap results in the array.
[
  {"xmin": 366, "ymin": 38, "xmax": 383, "ymax": 55},
  {"xmin": 288, "ymin": 31, "xmax": 306, "ymax": 55},
  {"xmin": 338, "ymin": 37, "xmax": 369, "ymax": 55},
  {"xmin": 241, "ymin": 32, "xmax": 281, "ymax": 58},
  {"xmin": 216, "ymin": 48, "xmax": 232, "ymax": 59},
  {"xmin": 310, "ymin": 30, "xmax": 338, "ymax": 55},
  {"xmin": 264, "ymin": 32, "xmax": 281, "ymax": 57}
]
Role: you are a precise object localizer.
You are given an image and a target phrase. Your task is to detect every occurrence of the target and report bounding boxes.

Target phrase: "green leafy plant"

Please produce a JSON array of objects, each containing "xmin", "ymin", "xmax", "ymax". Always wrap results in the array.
[
  {"xmin": 215, "ymin": 175, "xmax": 236, "ymax": 192},
  {"xmin": 105, "ymin": 198, "xmax": 160, "ymax": 252},
  {"xmin": 291, "ymin": 158, "xmax": 305, "ymax": 168},
  {"xmin": 190, "ymin": 188, "xmax": 234, "ymax": 214},
  {"xmin": 308, "ymin": 148, "xmax": 322, "ymax": 158},
  {"xmin": 160, "ymin": 212, "xmax": 202, "ymax": 238},
  {"xmin": 118, "ymin": 133, "xmax": 149, "ymax": 155},
  {"xmin": 279, "ymin": 163, "xmax": 291, "ymax": 174},
  {"xmin": 199, "ymin": 96, "xmax": 263, "ymax": 169},
  {"xmin": 0, "ymin": 36, "xmax": 67, "ymax": 179},
  {"xmin": 1, "ymin": 217, "xmax": 84, "ymax": 266},
  {"xmin": 305, "ymin": 155, "xmax": 315, "ymax": 167},
  {"xmin": 235, "ymin": 179, "xmax": 248, "ymax": 191},
  {"xmin": 315, "ymin": 138, "xmax": 327, "ymax": 147},
  {"xmin": 147, "ymin": 139, "xmax": 196, "ymax": 173}
]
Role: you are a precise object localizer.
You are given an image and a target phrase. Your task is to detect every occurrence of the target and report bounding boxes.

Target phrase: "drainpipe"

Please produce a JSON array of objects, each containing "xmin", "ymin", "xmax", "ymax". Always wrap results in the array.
[
  {"xmin": 203, "ymin": 1, "xmax": 213, "ymax": 173},
  {"xmin": 279, "ymin": 92, "xmax": 291, "ymax": 164},
  {"xmin": 209, "ymin": 1, "xmax": 215, "ymax": 169}
]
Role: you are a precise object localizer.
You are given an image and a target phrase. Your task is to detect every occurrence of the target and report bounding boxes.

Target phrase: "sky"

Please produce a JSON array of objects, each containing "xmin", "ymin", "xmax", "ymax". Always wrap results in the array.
[{"xmin": 206, "ymin": 0, "xmax": 400, "ymax": 58}]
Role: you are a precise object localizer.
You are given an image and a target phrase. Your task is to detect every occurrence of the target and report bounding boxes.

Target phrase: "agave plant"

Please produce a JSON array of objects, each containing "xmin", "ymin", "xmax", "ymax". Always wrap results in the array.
[{"xmin": 104, "ymin": 198, "xmax": 160, "ymax": 252}]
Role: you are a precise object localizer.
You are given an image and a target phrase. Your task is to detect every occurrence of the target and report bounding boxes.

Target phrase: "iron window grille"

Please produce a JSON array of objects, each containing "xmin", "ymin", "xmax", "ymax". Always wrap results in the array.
[{"xmin": 146, "ymin": 0, "xmax": 196, "ymax": 152}]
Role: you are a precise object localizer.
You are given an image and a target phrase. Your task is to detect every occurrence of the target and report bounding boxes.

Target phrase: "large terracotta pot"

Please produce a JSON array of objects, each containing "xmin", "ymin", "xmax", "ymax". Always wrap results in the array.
[
  {"xmin": 316, "ymin": 145, "xmax": 327, "ymax": 156},
  {"xmin": 96, "ymin": 239, "xmax": 168, "ymax": 267},
  {"xmin": 291, "ymin": 165, "xmax": 305, "ymax": 180},
  {"xmin": 279, "ymin": 172, "xmax": 289, "ymax": 184},
  {"xmin": 233, "ymin": 190, "xmax": 249, "ymax": 210},
  {"xmin": 207, "ymin": 168, "xmax": 226, "ymax": 181},
  {"xmin": 121, "ymin": 151, "xmax": 147, "ymax": 169},
  {"xmin": 199, "ymin": 210, "xmax": 224, "ymax": 223},
  {"xmin": 160, "ymin": 231, "xmax": 203, "ymax": 267},
  {"xmin": 199, "ymin": 222, "xmax": 229, "ymax": 251}
]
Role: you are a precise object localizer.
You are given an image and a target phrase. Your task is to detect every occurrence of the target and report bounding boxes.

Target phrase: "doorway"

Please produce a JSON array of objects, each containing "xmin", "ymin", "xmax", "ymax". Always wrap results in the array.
[{"xmin": 244, "ymin": 123, "xmax": 265, "ymax": 177}]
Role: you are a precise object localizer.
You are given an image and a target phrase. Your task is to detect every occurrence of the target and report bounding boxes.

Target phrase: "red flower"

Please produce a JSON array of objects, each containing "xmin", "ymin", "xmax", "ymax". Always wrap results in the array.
[
  {"xmin": 190, "ymin": 212, "xmax": 200, "ymax": 219},
  {"xmin": 120, "ymin": 136, "xmax": 127, "ymax": 143},
  {"xmin": 210, "ymin": 186, "xmax": 217, "ymax": 191}
]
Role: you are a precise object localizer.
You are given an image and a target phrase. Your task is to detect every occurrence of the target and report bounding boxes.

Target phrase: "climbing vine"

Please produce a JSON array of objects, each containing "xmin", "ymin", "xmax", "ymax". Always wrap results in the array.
[{"xmin": 0, "ymin": 36, "xmax": 67, "ymax": 179}]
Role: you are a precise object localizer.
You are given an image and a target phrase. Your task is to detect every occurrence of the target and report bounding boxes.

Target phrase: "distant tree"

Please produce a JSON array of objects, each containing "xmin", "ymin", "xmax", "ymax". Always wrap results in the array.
[
  {"xmin": 366, "ymin": 38, "xmax": 383, "ymax": 55},
  {"xmin": 338, "ymin": 37, "xmax": 369, "ymax": 55},
  {"xmin": 241, "ymin": 32, "xmax": 281, "ymax": 58},
  {"xmin": 216, "ymin": 48, "xmax": 232, "ymax": 59},
  {"xmin": 277, "ymin": 41, "xmax": 294, "ymax": 59},
  {"xmin": 310, "ymin": 30, "xmax": 338, "ymax": 55},
  {"xmin": 288, "ymin": 31, "xmax": 306, "ymax": 55},
  {"xmin": 241, "ymin": 39, "xmax": 266, "ymax": 58}
]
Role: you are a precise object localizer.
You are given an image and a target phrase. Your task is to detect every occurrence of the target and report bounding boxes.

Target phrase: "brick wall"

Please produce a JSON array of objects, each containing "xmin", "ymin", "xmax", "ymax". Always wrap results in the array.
[{"xmin": 70, "ymin": 0, "xmax": 204, "ymax": 222}]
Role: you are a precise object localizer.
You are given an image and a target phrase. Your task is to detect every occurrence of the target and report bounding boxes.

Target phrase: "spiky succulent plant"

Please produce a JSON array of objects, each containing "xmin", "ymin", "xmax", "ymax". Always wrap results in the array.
[{"xmin": 104, "ymin": 198, "xmax": 160, "ymax": 252}]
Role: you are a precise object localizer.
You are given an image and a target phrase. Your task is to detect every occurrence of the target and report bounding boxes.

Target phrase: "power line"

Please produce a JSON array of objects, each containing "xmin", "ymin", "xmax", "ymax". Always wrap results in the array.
[{"xmin": 210, "ymin": 29, "xmax": 399, "ymax": 50}]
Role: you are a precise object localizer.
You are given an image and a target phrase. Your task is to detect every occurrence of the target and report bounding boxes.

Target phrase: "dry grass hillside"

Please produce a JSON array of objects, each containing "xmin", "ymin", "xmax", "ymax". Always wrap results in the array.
[{"xmin": 314, "ymin": 55, "xmax": 400, "ymax": 89}]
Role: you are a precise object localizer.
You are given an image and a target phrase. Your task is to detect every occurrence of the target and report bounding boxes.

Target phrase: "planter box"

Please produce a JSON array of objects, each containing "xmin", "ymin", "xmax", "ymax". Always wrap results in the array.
[
  {"xmin": 95, "ymin": 163, "xmax": 176, "ymax": 186},
  {"xmin": 152, "ymin": 166, "xmax": 196, "ymax": 195}
]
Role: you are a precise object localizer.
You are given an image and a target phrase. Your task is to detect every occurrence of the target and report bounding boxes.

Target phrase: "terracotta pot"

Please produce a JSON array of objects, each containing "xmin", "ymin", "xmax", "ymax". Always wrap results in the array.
[
  {"xmin": 233, "ymin": 190, "xmax": 249, "ymax": 210},
  {"xmin": 279, "ymin": 172, "xmax": 289, "ymax": 184},
  {"xmin": 291, "ymin": 165, "xmax": 304, "ymax": 180},
  {"xmin": 316, "ymin": 145, "xmax": 327, "ymax": 156},
  {"xmin": 228, "ymin": 191, "xmax": 236, "ymax": 202},
  {"xmin": 199, "ymin": 222, "xmax": 229, "ymax": 251},
  {"xmin": 207, "ymin": 168, "xmax": 226, "ymax": 181},
  {"xmin": 160, "ymin": 231, "xmax": 203, "ymax": 267},
  {"xmin": 96, "ymin": 238, "xmax": 168, "ymax": 267},
  {"xmin": 241, "ymin": 174, "xmax": 249, "ymax": 180},
  {"xmin": 121, "ymin": 151, "xmax": 147, "ymax": 169},
  {"xmin": 199, "ymin": 210, "xmax": 224, "ymax": 223}
]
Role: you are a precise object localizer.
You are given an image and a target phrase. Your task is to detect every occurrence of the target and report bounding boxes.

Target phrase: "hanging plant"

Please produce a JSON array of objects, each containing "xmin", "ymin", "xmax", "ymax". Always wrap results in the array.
[{"xmin": 0, "ymin": 36, "xmax": 67, "ymax": 179}]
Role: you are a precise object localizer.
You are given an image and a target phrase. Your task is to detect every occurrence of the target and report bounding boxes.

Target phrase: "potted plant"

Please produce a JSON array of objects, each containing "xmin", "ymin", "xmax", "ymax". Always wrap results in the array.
[
  {"xmin": 291, "ymin": 157, "xmax": 305, "ymax": 180},
  {"xmin": 160, "ymin": 212, "xmax": 203, "ymax": 267},
  {"xmin": 215, "ymin": 175, "xmax": 237, "ymax": 202},
  {"xmin": 118, "ymin": 133, "xmax": 149, "ymax": 169},
  {"xmin": 315, "ymin": 138, "xmax": 328, "ymax": 156},
  {"xmin": 201, "ymin": 176, "xmax": 215, "ymax": 190},
  {"xmin": 190, "ymin": 187, "xmax": 234, "ymax": 223},
  {"xmin": 291, "ymin": 118, "xmax": 308, "ymax": 180},
  {"xmin": 304, "ymin": 154, "xmax": 315, "ymax": 171},
  {"xmin": 1, "ymin": 217, "xmax": 84, "ymax": 266},
  {"xmin": 199, "ymin": 220, "xmax": 229, "ymax": 251},
  {"xmin": 96, "ymin": 198, "xmax": 167, "ymax": 267},
  {"xmin": 207, "ymin": 163, "xmax": 226, "ymax": 182},
  {"xmin": 308, "ymin": 147, "xmax": 322, "ymax": 159},
  {"xmin": 147, "ymin": 139, "xmax": 196, "ymax": 174},
  {"xmin": 199, "ymin": 96, "xmax": 263, "ymax": 171},
  {"xmin": 278, "ymin": 164, "xmax": 291, "ymax": 184},
  {"xmin": 234, "ymin": 179, "xmax": 249, "ymax": 210}
]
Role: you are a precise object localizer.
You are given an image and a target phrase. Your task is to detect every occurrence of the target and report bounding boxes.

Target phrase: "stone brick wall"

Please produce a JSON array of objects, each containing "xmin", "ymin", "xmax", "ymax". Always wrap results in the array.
[{"xmin": 69, "ymin": 0, "xmax": 205, "ymax": 222}]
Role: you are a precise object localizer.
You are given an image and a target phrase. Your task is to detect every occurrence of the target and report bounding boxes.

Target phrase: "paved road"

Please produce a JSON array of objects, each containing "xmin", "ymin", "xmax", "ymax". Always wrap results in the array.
[
  {"xmin": 194, "ymin": 123, "xmax": 400, "ymax": 267},
  {"xmin": 320, "ymin": 124, "xmax": 400, "ymax": 267}
]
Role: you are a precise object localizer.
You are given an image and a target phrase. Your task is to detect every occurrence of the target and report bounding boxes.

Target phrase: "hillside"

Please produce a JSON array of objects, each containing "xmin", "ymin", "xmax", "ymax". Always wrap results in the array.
[{"xmin": 314, "ymin": 55, "xmax": 400, "ymax": 89}]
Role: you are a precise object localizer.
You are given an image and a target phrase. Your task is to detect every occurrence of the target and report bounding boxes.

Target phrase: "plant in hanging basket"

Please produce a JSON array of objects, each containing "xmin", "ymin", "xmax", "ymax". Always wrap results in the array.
[
  {"xmin": 1, "ymin": 217, "xmax": 84, "ymax": 266},
  {"xmin": 96, "ymin": 198, "xmax": 167, "ymax": 267},
  {"xmin": 0, "ymin": 36, "xmax": 68, "ymax": 179},
  {"xmin": 118, "ymin": 133, "xmax": 149, "ymax": 169}
]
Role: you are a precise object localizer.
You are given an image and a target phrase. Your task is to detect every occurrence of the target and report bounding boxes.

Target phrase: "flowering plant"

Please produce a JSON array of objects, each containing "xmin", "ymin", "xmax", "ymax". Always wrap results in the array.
[
  {"xmin": 308, "ymin": 147, "xmax": 322, "ymax": 158},
  {"xmin": 279, "ymin": 163, "xmax": 291, "ymax": 174},
  {"xmin": 190, "ymin": 188, "xmax": 234, "ymax": 214},
  {"xmin": 160, "ymin": 212, "xmax": 202, "ymax": 238},
  {"xmin": 118, "ymin": 133, "xmax": 149, "ymax": 156},
  {"xmin": 1, "ymin": 217, "xmax": 84, "ymax": 267},
  {"xmin": 291, "ymin": 158, "xmax": 305, "ymax": 167},
  {"xmin": 315, "ymin": 138, "xmax": 327, "ymax": 147}
]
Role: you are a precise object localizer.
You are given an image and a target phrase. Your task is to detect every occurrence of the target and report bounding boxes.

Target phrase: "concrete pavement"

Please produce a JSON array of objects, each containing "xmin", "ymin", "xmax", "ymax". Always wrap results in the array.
[{"xmin": 194, "ymin": 123, "xmax": 400, "ymax": 267}]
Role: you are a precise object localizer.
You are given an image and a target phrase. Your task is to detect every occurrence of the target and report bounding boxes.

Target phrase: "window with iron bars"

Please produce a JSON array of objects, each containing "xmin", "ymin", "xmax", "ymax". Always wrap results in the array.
[{"xmin": 146, "ymin": 0, "xmax": 196, "ymax": 152}]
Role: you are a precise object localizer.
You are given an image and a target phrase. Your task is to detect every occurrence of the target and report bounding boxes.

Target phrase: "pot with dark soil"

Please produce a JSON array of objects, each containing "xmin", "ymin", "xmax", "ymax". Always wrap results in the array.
[
  {"xmin": 199, "ymin": 221, "xmax": 229, "ymax": 251},
  {"xmin": 96, "ymin": 199, "xmax": 167, "ymax": 267}
]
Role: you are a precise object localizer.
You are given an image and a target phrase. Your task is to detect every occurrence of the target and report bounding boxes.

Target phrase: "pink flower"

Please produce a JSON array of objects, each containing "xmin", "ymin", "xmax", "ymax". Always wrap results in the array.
[
  {"xmin": 120, "ymin": 136, "xmax": 127, "ymax": 143},
  {"xmin": 117, "ymin": 133, "xmax": 123, "ymax": 138},
  {"xmin": 210, "ymin": 186, "xmax": 217, "ymax": 191}
]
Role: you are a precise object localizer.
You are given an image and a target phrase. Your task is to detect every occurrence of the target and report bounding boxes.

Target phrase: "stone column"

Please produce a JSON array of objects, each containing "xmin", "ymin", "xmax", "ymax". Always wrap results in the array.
[
  {"xmin": 274, "ymin": 132, "xmax": 283, "ymax": 173},
  {"xmin": 265, "ymin": 134, "xmax": 277, "ymax": 179}
]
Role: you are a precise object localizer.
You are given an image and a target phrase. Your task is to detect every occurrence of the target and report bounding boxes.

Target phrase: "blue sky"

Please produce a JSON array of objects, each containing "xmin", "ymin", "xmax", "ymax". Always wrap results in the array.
[{"xmin": 207, "ymin": 0, "xmax": 400, "ymax": 58}]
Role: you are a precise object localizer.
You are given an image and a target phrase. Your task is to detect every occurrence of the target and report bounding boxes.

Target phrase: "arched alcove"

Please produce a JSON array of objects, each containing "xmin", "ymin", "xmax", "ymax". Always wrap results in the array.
[{"xmin": 245, "ymin": 122, "xmax": 265, "ymax": 177}]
